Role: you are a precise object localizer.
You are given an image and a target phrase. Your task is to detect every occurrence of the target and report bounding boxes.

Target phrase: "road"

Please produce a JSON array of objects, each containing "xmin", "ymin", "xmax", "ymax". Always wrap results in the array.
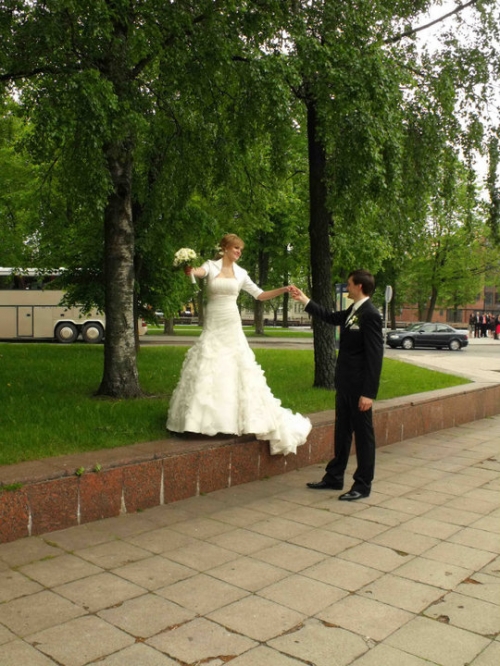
[{"xmin": 384, "ymin": 337, "xmax": 500, "ymax": 384}]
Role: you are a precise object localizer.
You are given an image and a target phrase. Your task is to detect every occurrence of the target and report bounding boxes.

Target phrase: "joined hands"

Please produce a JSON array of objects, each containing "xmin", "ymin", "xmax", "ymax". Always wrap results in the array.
[{"xmin": 289, "ymin": 285, "xmax": 309, "ymax": 304}]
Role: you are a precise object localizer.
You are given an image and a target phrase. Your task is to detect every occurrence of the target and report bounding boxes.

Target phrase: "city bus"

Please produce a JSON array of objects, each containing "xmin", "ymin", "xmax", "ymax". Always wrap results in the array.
[{"xmin": 0, "ymin": 268, "xmax": 147, "ymax": 343}]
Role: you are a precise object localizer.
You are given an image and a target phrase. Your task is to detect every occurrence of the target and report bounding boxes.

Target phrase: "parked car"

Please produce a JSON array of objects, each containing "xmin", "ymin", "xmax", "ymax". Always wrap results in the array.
[{"xmin": 386, "ymin": 322, "xmax": 468, "ymax": 351}]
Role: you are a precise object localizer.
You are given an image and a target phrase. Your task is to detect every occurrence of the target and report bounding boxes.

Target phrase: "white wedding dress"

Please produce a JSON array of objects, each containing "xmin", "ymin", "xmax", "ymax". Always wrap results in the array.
[{"xmin": 166, "ymin": 275, "xmax": 312, "ymax": 455}]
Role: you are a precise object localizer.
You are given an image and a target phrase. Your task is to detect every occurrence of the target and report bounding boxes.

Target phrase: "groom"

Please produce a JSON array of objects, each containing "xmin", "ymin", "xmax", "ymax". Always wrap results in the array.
[{"xmin": 291, "ymin": 269, "xmax": 384, "ymax": 500}]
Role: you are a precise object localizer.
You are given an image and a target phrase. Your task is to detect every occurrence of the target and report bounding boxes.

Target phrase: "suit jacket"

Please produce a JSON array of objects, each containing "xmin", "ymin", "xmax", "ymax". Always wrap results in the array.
[{"xmin": 305, "ymin": 298, "xmax": 384, "ymax": 399}]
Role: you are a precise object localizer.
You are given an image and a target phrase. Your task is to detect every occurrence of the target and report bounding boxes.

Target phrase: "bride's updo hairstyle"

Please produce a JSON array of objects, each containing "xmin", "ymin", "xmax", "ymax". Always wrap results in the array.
[{"xmin": 215, "ymin": 233, "xmax": 245, "ymax": 258}]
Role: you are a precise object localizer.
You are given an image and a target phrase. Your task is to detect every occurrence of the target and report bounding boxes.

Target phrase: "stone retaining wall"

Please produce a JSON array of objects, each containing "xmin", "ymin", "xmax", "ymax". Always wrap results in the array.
[{"xmin": 1, "ymin": 382, "xmax": 500, "ymax": 544}]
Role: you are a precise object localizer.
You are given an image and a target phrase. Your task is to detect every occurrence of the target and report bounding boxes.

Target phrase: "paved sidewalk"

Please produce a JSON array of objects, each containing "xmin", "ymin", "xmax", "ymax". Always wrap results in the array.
[{"xmin": 1, "ymin": 417, "xmax": 499, "ymax": 665}]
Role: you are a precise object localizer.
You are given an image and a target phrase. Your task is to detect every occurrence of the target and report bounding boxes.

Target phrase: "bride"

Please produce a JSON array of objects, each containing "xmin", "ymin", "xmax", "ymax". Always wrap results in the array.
[{"xmin": 166, "ymin": 233, "xmax": 312, "ymax": 455}]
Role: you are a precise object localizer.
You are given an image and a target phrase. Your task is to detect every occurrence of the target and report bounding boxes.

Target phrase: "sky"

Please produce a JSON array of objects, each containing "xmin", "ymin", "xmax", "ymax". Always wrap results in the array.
[{"xmin": 419, "ymin": 1, "xmax": 498, "ymax": 186}]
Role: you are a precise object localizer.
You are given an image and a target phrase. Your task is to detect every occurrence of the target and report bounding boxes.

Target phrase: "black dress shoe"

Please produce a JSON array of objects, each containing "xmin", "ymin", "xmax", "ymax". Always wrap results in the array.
[
  {"xmin": 306, "ymin": 480, "xmax": 343, "ymax": 490},
  {"xmin": 338, "ymin": 490, "xmax": 369, "ymax": 501}
]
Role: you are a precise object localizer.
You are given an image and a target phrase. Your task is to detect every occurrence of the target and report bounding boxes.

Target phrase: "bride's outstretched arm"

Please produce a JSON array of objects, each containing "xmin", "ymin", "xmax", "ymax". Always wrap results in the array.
[{"xmin": 257, "ymin": 286, "xmax": 291, "ymax": 301}]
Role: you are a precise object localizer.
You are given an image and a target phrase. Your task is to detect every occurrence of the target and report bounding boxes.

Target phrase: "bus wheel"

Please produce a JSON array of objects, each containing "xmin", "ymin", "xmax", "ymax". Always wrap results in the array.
[
  {"xmin": 82, "ymin": 322, "xmax": 104, "ymax": 343},
  {"xmin": 55, "ymin": 322, "xmax": 78, "ymax": 343}
]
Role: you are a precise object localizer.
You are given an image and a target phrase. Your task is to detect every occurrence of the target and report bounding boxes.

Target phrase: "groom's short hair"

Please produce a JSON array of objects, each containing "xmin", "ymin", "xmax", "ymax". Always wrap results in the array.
[{"xmin": 349, "ymin": 269, "xmax": 375, "ymax": 297}]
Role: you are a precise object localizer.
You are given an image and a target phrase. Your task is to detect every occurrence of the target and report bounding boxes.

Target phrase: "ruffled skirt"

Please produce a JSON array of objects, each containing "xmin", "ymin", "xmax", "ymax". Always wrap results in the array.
[{"xmin": 166, "ymin": 292, "xmax": 311, "ymax": 455}]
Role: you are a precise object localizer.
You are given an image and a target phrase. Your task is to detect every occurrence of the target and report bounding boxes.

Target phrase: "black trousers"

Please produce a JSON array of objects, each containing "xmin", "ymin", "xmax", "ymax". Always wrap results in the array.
[{"xmin": 323, "ymin": 391, "xmax": 376, "ymax": 494}]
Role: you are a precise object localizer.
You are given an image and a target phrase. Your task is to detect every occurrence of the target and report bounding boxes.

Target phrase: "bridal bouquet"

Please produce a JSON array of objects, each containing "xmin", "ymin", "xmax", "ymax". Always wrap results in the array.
[{"xmin": 173, "ymin": 248, "xmax": 197, "ymax": 284}]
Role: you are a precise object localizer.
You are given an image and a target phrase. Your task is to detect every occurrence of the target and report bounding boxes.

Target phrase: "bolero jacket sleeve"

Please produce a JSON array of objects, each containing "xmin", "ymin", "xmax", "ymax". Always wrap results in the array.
[{"xmin": 201, "ymin": 259, "xmax": 263, "ymax": 299}]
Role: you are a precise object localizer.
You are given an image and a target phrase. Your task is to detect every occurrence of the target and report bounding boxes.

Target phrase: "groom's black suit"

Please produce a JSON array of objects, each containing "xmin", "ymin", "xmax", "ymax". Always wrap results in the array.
[{"xmin": 305, "ymin": 298, "xmax": 384, "ymax": 495}]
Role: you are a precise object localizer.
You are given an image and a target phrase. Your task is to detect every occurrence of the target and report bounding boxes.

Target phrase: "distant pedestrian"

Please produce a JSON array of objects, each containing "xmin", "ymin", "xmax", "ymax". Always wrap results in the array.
[
  {"xmin": 481, "ymin": 312, "xmax": 488, "ymax": 338},
  {"xmin": 469, "ymin": 313, "xmax": 475, "ymax": 336},
  {"xmin": 474, "ymin": 312, "xmax": 481, "ymax": 338}
]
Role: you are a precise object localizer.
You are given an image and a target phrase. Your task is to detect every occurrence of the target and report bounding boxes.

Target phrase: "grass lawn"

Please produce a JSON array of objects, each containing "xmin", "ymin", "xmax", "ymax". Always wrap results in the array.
[
  {"xmin": 148, "ymin": 324, "xmax": 314, "ymax": 338},
  {"xmin": 0, "ymin": 342, "xmax": 470, "ymax": 467}
]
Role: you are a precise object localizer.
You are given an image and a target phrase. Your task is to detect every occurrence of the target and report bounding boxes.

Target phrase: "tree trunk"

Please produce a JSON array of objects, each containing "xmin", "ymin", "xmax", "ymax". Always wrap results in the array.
[
  {"xmin": 164, "ymin": 317, "xmax": 175, "ymax": 334},
  {"xmin": 97, "ymin": 141, "xmax": 142, "ymax": 398},
  {"xmin": 133, "ymin": 250, "xmax": 143, "ymax": 354},
  {"xmin": 254, "ymin": 246, "xmax": 269, "ymax": 335},
  {"xmin": 254, "ymin": 300, "xmax": 264, "ymax": 334},
  {"xmin": 306, "ymin": 95, "xmax": 336, "ymax": 389},
  {"xmin": 418, "ymin": 301, "xmax": 425, "ymax": 321},
  {"xmin": 282, "ymin": 246, "xmax": 290, "ymax": 327},
  {"xmin": 196, "ymin": 288, "xmax": 204, "ymax": 327},
  {"xmin": 282, "ymin": 290, "xmax": 289, "ymax": 327},
  {"xmin": 389, "ymin": 290, "xmax": 397, "ymax": 330},
  {"xmin": 133, "ymin": 292, "xmax": 140, "ymax": 354},
  {"xmin": 426, "ymin": 285, "xmax": 438, "ymax": 321}
]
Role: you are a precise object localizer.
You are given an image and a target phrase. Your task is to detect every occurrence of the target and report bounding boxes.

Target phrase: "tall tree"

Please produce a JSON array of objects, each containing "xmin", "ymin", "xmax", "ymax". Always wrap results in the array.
[
  {"xmin": 0, "ymin": 0, "xmax": 289, "ymax": 396},
  {"xmin": 487, "ymin": 134, "xmax": 500, "ymax": 244},
  {"xmin": 278, "ymin": 0, "xmax": 498, "ymax": 387},
  {"xmin": 399, "ymin": 154, "xmax": 489, "ymax": 320}
]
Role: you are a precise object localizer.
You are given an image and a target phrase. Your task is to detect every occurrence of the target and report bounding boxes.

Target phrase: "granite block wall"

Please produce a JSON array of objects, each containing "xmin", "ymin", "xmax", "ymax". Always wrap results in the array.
[{"xmin": 1, "ymin": 383, "xmax": 499, "ymax": 544}]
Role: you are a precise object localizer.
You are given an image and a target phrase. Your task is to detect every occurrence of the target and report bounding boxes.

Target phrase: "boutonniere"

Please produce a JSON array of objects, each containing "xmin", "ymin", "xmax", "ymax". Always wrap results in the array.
[{"xmin": 346, "ymin": 314, "xmax": 359, "ymax": 329}]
